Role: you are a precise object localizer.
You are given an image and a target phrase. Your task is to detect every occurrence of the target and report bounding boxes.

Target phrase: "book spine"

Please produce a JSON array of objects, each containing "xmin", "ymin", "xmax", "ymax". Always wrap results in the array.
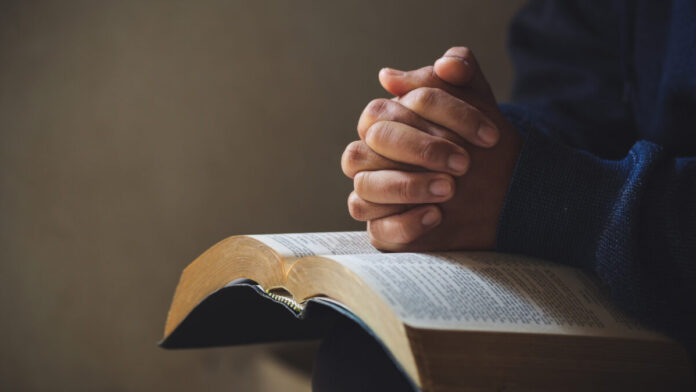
[{"xmin": 264, "ymin": 289, "xmax": 303, "ymax": 313}]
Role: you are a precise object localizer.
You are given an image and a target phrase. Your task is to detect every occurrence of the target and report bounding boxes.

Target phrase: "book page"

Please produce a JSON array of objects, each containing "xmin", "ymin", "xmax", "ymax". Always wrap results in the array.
[
  {"xmin": 332, "ymin": 252, "xmax": 661, "ymax": 339},
  {"xmin": 249, "ymin": 231, "xmax": 378, "ymax": 259}
]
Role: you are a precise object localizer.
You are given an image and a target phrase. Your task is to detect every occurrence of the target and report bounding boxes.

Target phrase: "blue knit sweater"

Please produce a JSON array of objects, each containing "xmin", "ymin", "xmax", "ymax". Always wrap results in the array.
[{"xmin": 495, "ymin": 0, "xmax": 696, "ymax": 357}]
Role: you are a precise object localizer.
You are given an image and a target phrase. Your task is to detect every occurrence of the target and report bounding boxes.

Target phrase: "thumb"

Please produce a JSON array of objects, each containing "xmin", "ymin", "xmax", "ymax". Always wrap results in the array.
[
  {"xmin": 433, "ymin": 54, "xmax": 473, "ymax": 86},
  {"xmin": 378, "ymin": 66, "xmax": 438, "ymax": 97},
  {"xmin": 377, "ymin": 64, "xmax": 495, "ymax": 115},
  {"xmin": 378, "ymin": 48, "xmax": 496, "ymax": 110},
  {"xmin": 433, "ymin": 46, "xmax": 495, "ymax": 102}
]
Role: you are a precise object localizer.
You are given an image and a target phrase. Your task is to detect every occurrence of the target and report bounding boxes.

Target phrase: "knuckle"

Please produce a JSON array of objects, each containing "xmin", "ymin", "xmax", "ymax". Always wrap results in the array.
[
  {"xmin": 341, "ymin": 141, "xmax": 365, "ymax": 177},
  {"xmin": 364, "ymin": 98, "xmax": 390, "ymax": 120},
  {"xmin": 365, "ymin": 121, "xmax": 395, "ymax": 147},
  {"xmin": 461, "ymin": 107, "xmax": 473, "ymax": 126},
  {"xmin": 457, "ymin": 106, "xmax": 477, "ymax": 132},
  {"xmin": 367, "ymin": 224, "xmax": 386, "ymax": 248},
  {"xmin": 410, "ymin": 87, "xmax": 439, "ymax": 111},
  {"xmin": 359, "ymin": 98, "xmax": 391, "ymax": 139},
  {"xmin": 347, "ymin": 194, "xmax": 366, "ymax": 220},
  {"xmin": 390, "ymin": 219, "xmax": 418, "ymax": 244},
  {"xmin": 418, "ymin": 139, "xmax": 446, "ymax": 165},
  {"xmin": 368, "ymin": 219, "xmax": 414, "ymax": 247},
  {"xmin": 353, "ymin": 172, "xmax": 367, "ymax": 195},
  {"xmin": 421, "ymin": 65, "xmax": 435, "ymax": 78},
  {"xmin": 369, "ymin": 236, "xmax": 383, "ymax": 249},
  {"xmin": 354, "ymin": 172, "xmax": 377, "ymax": 199},
  {"xmin": 394, "ymin": 176, "xmax": 419, "ymax": 201},
  {"xmin": 415, "ymin": 65, "xmax": 438, "ymax": 88}
]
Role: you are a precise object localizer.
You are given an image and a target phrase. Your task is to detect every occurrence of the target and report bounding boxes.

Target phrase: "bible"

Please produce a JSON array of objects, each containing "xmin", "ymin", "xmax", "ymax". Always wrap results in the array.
[{"xmin": 160, "ymin": 231, "xmax": 694, "ymax": 391}]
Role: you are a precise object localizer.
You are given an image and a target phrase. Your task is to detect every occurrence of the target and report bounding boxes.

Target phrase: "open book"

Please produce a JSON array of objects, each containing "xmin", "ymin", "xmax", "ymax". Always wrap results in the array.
[{"xmin": 161, "ymin": 232, "xmax": 694, "ymax": 391}]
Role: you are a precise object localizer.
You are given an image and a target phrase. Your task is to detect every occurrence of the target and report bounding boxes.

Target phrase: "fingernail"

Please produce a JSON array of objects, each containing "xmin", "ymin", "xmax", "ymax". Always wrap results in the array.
[
  {"xmin": 477, "ymin": 124, "xmax": 499, "ymax": 146},
  {"xmin": 429, "ymin": 179, "xmax": 452, "ymax": 197},
  {"xmin": 421, "ymin": 209, "xmax": 440, "ymax": 226},
  {"xmin": 439, "ymin": 56, "xmax": 470, "ymax": 66},
  {"xmin": 381, "ymin": 67, "xmax": 404, "ymax": 76},
  {"xmin": 447, "ymin": 154, "xmax": 469, "ymax": 174}
]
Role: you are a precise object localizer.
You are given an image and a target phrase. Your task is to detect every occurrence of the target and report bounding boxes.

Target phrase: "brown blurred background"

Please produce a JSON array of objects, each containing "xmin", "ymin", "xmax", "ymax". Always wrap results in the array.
[{"xmin": 0, "ymin": 1, "xmax": 525, "ymax": 390}]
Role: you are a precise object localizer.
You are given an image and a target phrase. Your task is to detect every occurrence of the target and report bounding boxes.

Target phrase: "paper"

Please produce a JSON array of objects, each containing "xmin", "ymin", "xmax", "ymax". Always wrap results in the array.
[
  {"xmin": 250, "ymin": 231, "xmax": 378, "ymax": 259},
  {"xmin": 332, "ymin": 252, "xmax": 659, "ymax": 338}
]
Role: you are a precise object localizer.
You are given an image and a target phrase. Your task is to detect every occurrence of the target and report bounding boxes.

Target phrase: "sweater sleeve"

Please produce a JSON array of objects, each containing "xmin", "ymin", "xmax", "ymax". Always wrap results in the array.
[
  {"xmin": 496, "ymin": 1, "xmax": 696, "ymax": 356},
  {"xmin": 496, "ymin": 106, "xmax": 696, "ymax": 355},
  {"xmin": 505, "ymin": 0, "xmax": 635, "ymax": 158}
]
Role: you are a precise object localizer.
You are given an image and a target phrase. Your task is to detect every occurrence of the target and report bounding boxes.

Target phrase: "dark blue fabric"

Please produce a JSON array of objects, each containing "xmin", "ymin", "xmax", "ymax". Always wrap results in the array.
[
  {"xmin": 312, "ymin": 317, "xmax": 418, "ymax": 392},
  {"xmin": 495, "ymin": 0, "xmax": 696, "ymax": 358}
]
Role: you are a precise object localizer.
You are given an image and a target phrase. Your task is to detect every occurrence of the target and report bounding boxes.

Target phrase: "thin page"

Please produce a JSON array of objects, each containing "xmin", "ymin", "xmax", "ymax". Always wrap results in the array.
[
  {"xmin": 249, "ymin": 231, "xmax": 378, "ymax": 260},
  {"xmin": 331, "ymin": 252, "xmax": 662, "ymax": 339}
]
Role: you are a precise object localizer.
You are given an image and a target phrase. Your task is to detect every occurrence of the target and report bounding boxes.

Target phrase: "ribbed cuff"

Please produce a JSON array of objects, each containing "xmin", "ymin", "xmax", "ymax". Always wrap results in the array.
[{"xmin": 494, "ymin": 106, "xmax": 638, "ymax": 269}]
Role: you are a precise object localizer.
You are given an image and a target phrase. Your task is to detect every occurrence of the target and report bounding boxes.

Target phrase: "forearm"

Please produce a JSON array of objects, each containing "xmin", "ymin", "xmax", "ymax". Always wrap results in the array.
[{"xmin": 496, "ymin": 103, "xmax": 696, "ymax": 356}]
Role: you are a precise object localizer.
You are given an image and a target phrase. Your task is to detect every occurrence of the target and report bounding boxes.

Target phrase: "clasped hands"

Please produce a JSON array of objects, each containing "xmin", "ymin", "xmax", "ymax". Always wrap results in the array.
[{"xmin": 342, "ymin": 47, "xmax": 523, "ymax": 251}]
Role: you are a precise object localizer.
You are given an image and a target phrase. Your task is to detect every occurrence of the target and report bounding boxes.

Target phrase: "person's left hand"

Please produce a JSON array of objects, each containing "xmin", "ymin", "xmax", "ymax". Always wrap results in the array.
[{"xmin": 342, "ymin": 47, "xmax": 523, "ymax": 251}]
